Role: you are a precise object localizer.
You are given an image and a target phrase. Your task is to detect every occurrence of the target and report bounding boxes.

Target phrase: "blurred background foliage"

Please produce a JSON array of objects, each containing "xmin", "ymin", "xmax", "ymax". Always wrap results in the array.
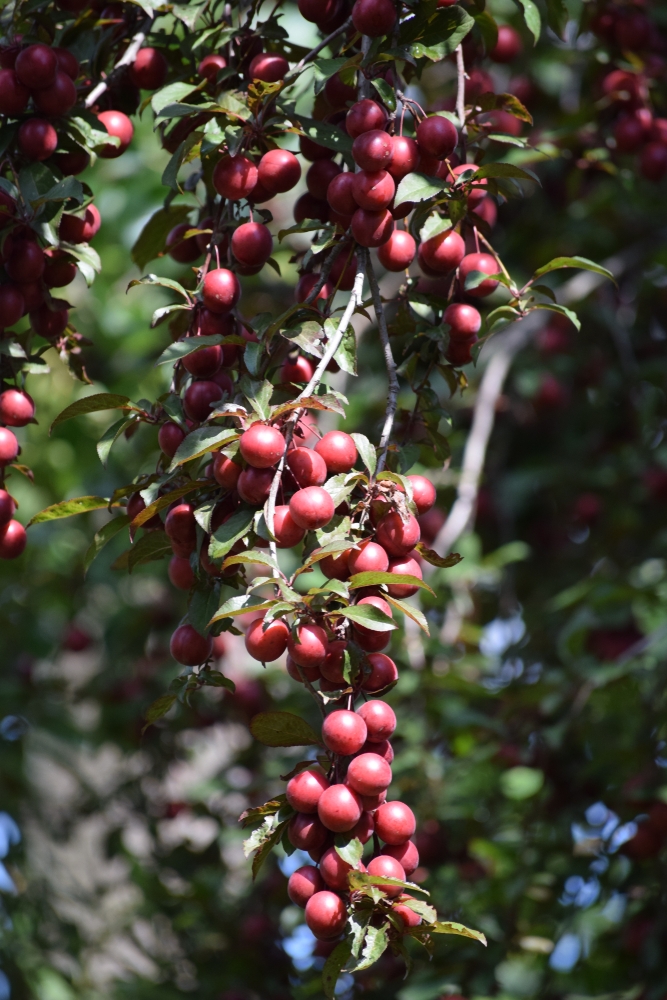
[{"xmin": 1, "ymin": 2, "xmax": 667, "ymax": 999}]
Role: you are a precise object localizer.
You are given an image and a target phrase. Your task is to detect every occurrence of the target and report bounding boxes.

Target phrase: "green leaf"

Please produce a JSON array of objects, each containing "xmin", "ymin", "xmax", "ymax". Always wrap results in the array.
[
  {"xmin": 531, "ymin": 256, "xmax": 616, "ymax": 283},
  {"xmin": 353, "ymin": 924, "xmax": 389, "ymax": 972},
  {"xmin": 322, "ymin": 940, "xmax": 353, "ymax": 1000},
  {"xmin": 323, "ymin": 471, "xmax": 366, "ymax": 507},
  {"xmin": 142, "ymin": 693, "xmax": 177, "ymax": 732},
  {"xmin": 425, "ymin": 920, "xmax": 487, "ymax": 945},
  {"xmin": 294, "ymin": 539, "xmax": 351, "ymax": 577},
  {"xmin": 385, "ymin": 594, "xmax": 430, "ymax": 634},
  {"xmin": 545, "ymin": 0, "xmax": 568, "ymax": 36},
  {"xmin": 209, "ymin": 596, "xmax": 275, "ymax": 625},
  {"xmin": 208, "ymin": 507, "xmax": 255, "ymax": 559},
  {"xmin": 155, "ymin": 334, "xmax": 230, "ymax": 365},
  {"xmin": 348, "ymin": 870, "xmax": 427, "ymax": 894},
  {"xmin": 402, "ymin": 897, "xmax": 438, "ymax": 923},
  {"xmin": 395, "ymin": 172, "xmax": 446, "ymax": 207},
  {"xmin": 340, "ymin": 605, "xmax": 398, "ymax": 632},
  {"xmin": 50, "ymin": 393, "xmax": 136, "ymax": 433},
  {"xmin": 188, "ymin": 583, "xmax": 219, "ymax": 636},
  {"xmin": 96, "ymin": 416, "xmax": 132, "ymax": 467},
  {"xmin": 296, "ymin": 116, "xmax": 353, "ymax": 155},
  {"xmin": 371, "ymin": 77, "xmax": 396, "ymax": 112},
  {"xmin": 28, "ymin": 496, "xmax": 110, "ymax": 526},
  {"xmin": 252, "ymin": 820, "xmax": 288, "ymax": 880},
  {"xmin": 152, "ymin": 81, "xmax": 201, "ymax": 116},
  {"xmin": 127, "ymin": 273, "xmax": 191, "ymax": 301},
  {"xmin": 169, "ymin": 427, "xmax": 239, "ymax": 470},
  {"xmin": 250, "ymin": 711, "xmax": 322, "ymax": 747},
  {"xmin": 500, "ymin": 766, "xmax": 544, "ymax": 800},
  {"xmin": 127, "ymin": 531, "xmax": 172, "ymax": 572},
  {"xmin": 33, "ymin": 175, "xmax": 84, "ymax": 208},
  {"xmin": 239, "ymin": 795, "xmax": 287, "ymax": 828},
  {"xmin": 473, "ymin": 9, "xmax": 498, "ymax": 50},
  {"xmin": 513, "ymin": 0, "xmax": 541, "ymax": 43},
  {"xmin": 131, "ymin": 481, "xmax": 206, "ymax": 528},
  {"xmin": 474, "ymin": 162, "xmax": 539, "ymax": 183},
  {"xmin": 415, "ymin": 543, "xmax": 462, "ymax": 568},
  {"xmin": 348, "ymin": 571, "xmax": 435, "ymax": 595},
  {"xmin": 83, "ymin": 515, "xmax": 129, "ymax": 573},
  {"xmin": 351, "ymin": 433, "xmax": 376, "ymax": 475},
  {"xmin": 332, "ymin": 318, "xmax": 357, "ymax": 376},
  {"xmin": 532, "ymin": 303, "xmax": 581, "ymax": 331},
  {"xmin": 131, "ymin": 204, "xmax": 193, "ymax": 271},
  {"xmin": 334, "ymin": 836, "xmax": 363, "ymax": 868}
]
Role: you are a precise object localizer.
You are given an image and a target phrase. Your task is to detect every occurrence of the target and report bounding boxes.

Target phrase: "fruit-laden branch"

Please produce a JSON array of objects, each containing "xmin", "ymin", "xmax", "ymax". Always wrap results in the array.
[
  {"xmin": 363, "ymin": 250, "xmax": 398, "ymax": 476},
  {"xmin": 84, "ymin": 20, "xmax": 151, "ymax": 109}
]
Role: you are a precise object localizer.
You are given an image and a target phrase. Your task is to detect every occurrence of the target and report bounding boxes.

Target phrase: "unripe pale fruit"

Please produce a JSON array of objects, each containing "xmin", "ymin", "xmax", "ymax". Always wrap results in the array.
[
  {"xmin": 0, "ymin": 519, "xmax": 26, "ymax": 559},
  {"xmin": 170, "ymin": 624, "xmax": 213, "ymax": 666},
  {"xmin": 352, "ymin": 129, "xmax": 393, "ymax": 171},
  {"xmin": 319, "ymin": 846, "xmax": 362, "ymax": 890},
  {"xmin": 376, "ymin": 511, "xmax": 421, "ymax": 557},
  {"xmin": 346, "ymin": 99, "xmax": 387, "ymax": 139},
  {"xmin": 490, "ymin": 24, "xmax": 523, "ymax": 62},
  {"xmin": 366, "ymin": 855, "xmax": 405, "ymax": 896},
  {"xmin": 320, "ymin": 549, "xmax": 350, "ymax": 581},
  {"xmin": 0, "ymin": 69, "xmax": 29, "ymax": 115},
  {"xmin": 288, "ymin": 865, "xmax": 325, "ymax": 907},
  {"xmin": 378, "ymin": 230, "xmax": 416, "ymax": 271},
  {"xmin": 0, "ymin": 285, "xmax": 25, "ymax": 328},
  {"xmin": 352, "ymin": 169, "xmax": 395, "ymax": 211},
  {"xmin": 375, "ymin": 800, "xmax": 416, "ymax": 844},
  {"xmin": 384, "ymin": 839, "xmax": 419, "ymax": 875},
  {"xmin": 351, "ymin": 207, "xmax": 394, "ymax": 248},
  {"xmin": 357, "ymin": 699, "xmax": 397, "ymax": 742},
  {"xmin": 362, "ymin": 652, "xmax": 398, "ymax": 692},
  {"xmin": 212, "ymin": 154, "xmax": 258, "ymax": 200},
  {"xmin": 416, "ymin": 115, "xmax": 458, "ymax": 159},
  {"xmin": 165, "ymin": 503, "xmax": 197, "ymax": 555},
  {"xmin": 245, "ymin": 616, "xmax": 289, "ymax": 661},
  {"xmin": 60, "ymin": 204, "xmax": 101, "ymax": 244},
  {"xmin": 282, "ymin": 355, "xmax": 314, "ymax": 384},
  {"xmin": 322, "ymin": 709, "xmax": 367, "ymax": 755},
  {"xmin": 232, "ymin": 221, "xmax": 272, "ymax": 267},
  {"xmin": 202, "ymin": 268, "xmax": 241, "ymax": 314},
  {"xmin": 288, "ymin": 812, "xmax": 329, "ymax": 851},
  {"xmin": 0, "ymin": 390, "xmax": 34, "ymax": 427},
  {"xmin": 444, "ymin": 302, "xmax": 482, "ymax": 339},
  {"xmin": 289, "ymin": 487, "xmax": 335, "ymax": 530},
  {"xmin": 307, "ymin": 159, "xmax": 342, "ymax": 200},
  {"xmin": 407, "ymin": 474, "xmax": 436, "ymax": 514},
  {"xmin": 158, "ymin": 421, "xmax": 185, "ymax": 458},
  {"xmin": 420, "ymin": 228, "xmax": 465, "ymax": 273},
  {"xmin": 33, "ymin": 71, "xmax": 77, "ymax": 116},
  {"xmin": 459, "ymin": 252, "xmax": 499, "ymax": 297},
  {"xmin": 183, "ymin": 380, "xmax": 224, "ymax": 422},
  {"xmin": 315, "ymin": 430, "xmax": 358, "ymax": 473},
  {"xmin": 348, "ymin": 540, "xmax": 389, "ymax": 575},
  {"xmin": 0, "ymin": 428, "xmax": 18, "ymax": 465},
  {"xmin": 304, "ymin": 890, "xmax": 347, "ymax": 940},
  {"xmin": 288, "ymin": 623, "xmax": 329, "ymax": 668},
  {"xmin": 15, "ymin": 44, "xmax": 57, "ymax": 89},
  {"xmin": 352, "ymin": 0, "xmax": 396, "ymax": 37},
  {"xmin": 129, "ymin": 47, "xmax": 168, "ymax": 90},
  {"xmin": 387, "ymin": 556, "xmax": 422, "ymax": 598},
  {"xmin": 320, "ymin": 639, "xmax": 347, "ymax": 684},
  {"xmin": 249, "ymin": 52, "xmax": 288, "ymax": 82},
  {"xmin": 327, "ymin": 172, "xmax": 357, "ymax": 217},
  {"xmin": 30, "ymin": 301, "xmax": 69, "ymax": 339},
  {"xmin": 286, "ymin": 447, "xmax": 326, "ymax": 488},
  {"xmin": 239, "ymin": 423, "xmax": 285, "ymax": 468},
  {"xmin": 387, "ymin": 135, "xmax": 419, "ymax": 181},
  {"xmin": 237, "ymin": 467, "xmax": 273, "ymax": 504},
  {"xmin": 257, "ymin": 148, "xmax": 301, "ymax": 196},
  {"xmin": 97, "ymin": 110, "xmax": 133, "ymax": 157},
  {"xmin": 18, "ymin": 118, "xmax": 58, "ymax": 160},
  {"xmin": 286, "ymin": 769, "xmax": 329, "ymax": 813},
  {"xmin": 168, "ymin": 555, "xmax": 195, "ymax": 590},
  {"xmin": 318, "ymin": 783, "xmax": 363, "ymax": 832},
  {"xmin": 346, "ymin": 752, "xmax": 392, "ymax": 796},
  {"xmin": 0, "ymin": 490, "xmax": 16, "ymax": 525},
  {"xmin": 273, "ymin": 505, "xmax": 305, "ymax": 548}
]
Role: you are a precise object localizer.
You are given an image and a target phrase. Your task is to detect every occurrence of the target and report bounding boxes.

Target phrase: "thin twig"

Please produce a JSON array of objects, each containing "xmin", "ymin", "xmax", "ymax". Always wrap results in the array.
[
  {"xmin": 297, "ymin": 663, "xmax": 327, "ymax": 718},
  {"xmin": 287, "ymin": 16, "xmax": 353, "ymax": 80},
  {"xmin": 362, "ymin": 248, "xmax": 398, "ymax": 475},
  {"xmin": 455, "ymin": 44, "xmax": 467, "ymax": 162},
  {"xmin": 85, "ymin": 20, "xmax": 152, "ymax": 108}
]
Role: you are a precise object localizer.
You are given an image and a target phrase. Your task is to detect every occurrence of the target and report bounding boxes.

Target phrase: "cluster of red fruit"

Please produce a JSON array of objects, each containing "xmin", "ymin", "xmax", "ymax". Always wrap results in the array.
[{"xmin": 0, "ymin": 389, "xmax": 34, "ymax": 559}]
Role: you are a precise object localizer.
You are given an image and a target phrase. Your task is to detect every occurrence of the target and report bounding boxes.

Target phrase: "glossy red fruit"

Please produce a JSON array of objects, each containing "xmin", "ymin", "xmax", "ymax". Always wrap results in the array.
[
  {"xmin": 212, "ymin": 154, "xmax": 258, "ymax": 200},
  {"xmin": 168, "ymin": 555, "xmax": 195, "ymax": 590},
  {"xmin": 30, "ymin": 302, "xmax": 69, "ymax": 339},
  {"xmin": 198, "ymin": 53, "xmax": 226, "ymax": 85},
  {"xmin": 407, "ymin": 474, "xmax": 436, "ymax": 514},
  {"xmin": 318, "ymin": 783, "xmax": 363, "ymax": 832},
  {"xmin": 273, "ymin": 505, "xmax": 305, "ymax": 548},
  {"xmin": 165, "ymin": 222, "xmax": 200, "ymax": 263},
  {"xmin": 212, "ymin": 452, "xmax": 241, "ymax": 490},
  {"xmin": 300, "ymin": 133, "xmax": 335, "ymax": 161},
  {"xmin": 451, "ymin": 164, "xmax": 488, "ymax": 207},
  {"xmin": 417, "ymin": 115, "xmax": 457, "ymax": 159},
  {"xmin": 319, "ymin": 846, "xmax": 360, "ymax": 890},
  {"xmin": 352, "ymin": 0, "xmax": 396, "ymax": 36},
  {"xmin": 376, "ymin": 511, "xmax": 421, "ymax": 557},
  {"xmin": 489, "ymin": 25, "xmax": 523, "ymax": 62},
  {"xmin": 359, "ymin": 738, "xmax": 393, "ymax": 762},
  {"xmin": 346, "ymin": 752, "xmax": 392, "ymax": 796},
  {"xmin": 444, "ymin": 302, "xmax": 481, "ymax": 338},
  {"xmin": 287, "ymin": 447, "xmax": 327, "ymax": 488},
  {"xmin": 347, "ymin": 540, "xmax": 389, "ymax": 575},
  {"xmin": 394, "ymin": 897, "xmax": 422, "ymax": 928},
  {"xmin": 329, "ymin": 252, "xmax": 357, "ymax": 291},
  {"xmin": 387, "ymin": 556, "xmax": 422, "ymax": 597},
  {"xmin": 322, "ymin": 709, "xmax": 367, "ymax": 755},
  {"xmin": 367, "ymin": 855, "xmax": 405, "ymax": 896},
  {"xmin": 0, "ymin": 520, "xmax": 26, "ymax": 559},
  {"xmin": 384, "ymin": 839, "xmax": 419, "ymax": 875},
  {"xmin": 375, "ymin": 800, "xmax": 416, "ymax": 844},
  {"xmin": 97, "ymin": 110, "xmax": 134, "ymax": 157},
  {"xmin": 362, "ymin": 652, "xmax": 398, "ymax": 692},
  {"xmin": 60, "ymin": 204, "xmax": 101, "ymax": 244},
  {"xmin": 239, "ymin": 423, "xmax": 284, "ymax": 468},
  {"xmin": 249, "ymin": 52, "xmax": 288, "ymax": 82},
  {"xmin": 165, "ymin": 503, "xmax": 197, "ymax": 556},
  {"xmin": 323, "ymin": 72, "xmax": 356, "ymax": 109},
  {"xmin": 0, "ymin": 389, "xmax": 34, "ymax": 427},
  {"xmin": 15, "ymin": 43, "xmax": 57, "ymax": 89},
  {"xmin": 353, "ymin": 626, "xmax": 389, "ymax": 653},
  {"xmin": 473, "ymin": 196, "xmax": 497, "ymax": 228},
  {"xmin": 231, "ymin": 222, "xmax": 272, "ymax": 267},
  {"xmin": 237, "ymin": 467, "xmax": 273, "ymax": 504},
  {"xmin": 357, "ymin": 699, "xmax": 397, "ymax": 741},
  {"xmin": 43, "ymin": 251, "xmax": 75, "ymax": 289},
  {"xmin": 307, "ymin": 160, "xmax": 342, "ymax": 201},
  {"xmin": 258, "ymin": 148, "xmax": 301, "ymax": 194},
  {"xmin": 305, "ymin": 890, "xmax": 347, "ymax": 940},
  {"xmin": 352, "ymin": 169, "xmax": 395, "ymax": 211},
  {"xmin": 0, "ymin": 428, "xmax": 18, "ymax": 464},
  {"xmin": 447, "ymin": 334, "xmax": 477, "ymax": 366},
  {"xmin": 33, "ymin": 71, "xmax": 77, "ymax": 116},
  {"xmin": 286, "ymin": 655, "xmax": 320, "ymax": 683},
  {"xmin": 245, "ymin": 616, "xmax": 290, "ymax": 661},
  {"xmin": 346, "ymin": 99, "xmax": 387, "ymax": 139},
  {"xmin": 385, "ymin": 135, "xmax": 418, "ymax": 182},
  {"xmin": 53, "ymin": 148, "xmax": 90, "ymax": 175},
  {"xmin": 295, "ymin": 272, "xmax": 333, "ymax": 304},
  {"xmin": 352, "ymin": 207, "xmax": 394, "ymax": 248},
  {"xmin": 127, "ymin": 492, "xmax": 163, "ymax": 530},
  {"xmin": 326, "ymin": 173, "xmax": 357, "ymax": 218},
  {"xmin": 0, "ymin": 69, "xmax": 29, "ymax": 115},
  {"xmin": 282, "ymin": 355, "xmax": 314, "ymax": 384},
  {"xmin": 170, "ymin": 624, "xmax": 213, "ymax": 666},
  {"xmin": 0, "ymin": 490, "xmax": 16, "ymax": 525},
  {"xmin": 287, "ymin": 769, "xmax": 329, "ymax": 813},
  {"xmin": 289, "ymin": 486, "xmax": 335, "ymax": 530},
  {"xmin": 378, "ymin": 230, "xmax": 416, "ymax": 271},
  {"xmin": 459, "ymin": 252, "xmax": 499, "ymax": 296},
  {"xmin": 288, "ymin": 623, "xmax": 329, "ymax": 668},
  {"xmin": 182, "ymin": 337, "xmax": 222, "ymax": 379},
  {"xmin": 129, "ymin": 47, "xmax": 168, "ymax": 90},
  {"xmin": 319, "ymin": 640, "xmax": 347, "ymax": 684},
  {"xmin": 288, "ymin": 813, "xmax": 328, "ymax": 851},
  {"xmin": 294, "ymin": 193, "xmax": 330, "ymax": 225},
  {"xmin": 202, "ymin": 268, "xmax": 241, "ymax": 313},
  {"xmin": 183, "ymin": 380, "xmax": 223, "ymax": 422},
  {"xmin": 420, "ymin": 228, "xmax": 465, "ymax": 273},
  {"xmin": 320, "ymin": 550, "xmax": 350, "ymax": 581},
  {"xmin": 314, "ymin": 430, "xmax": 357, "ymax": 473},
  {"xmin": 18, "ymin": 119, "xmax": 58, "ymax": 160},
  {"xmin": 352, "ymin": 130, "xmax": 392, "ymax": 171},
  {"xmin": 158, "ymin": 421, "xmax": 185, "ymax": 457},
  {"xmin": 640, "ymin": 142, "xmax": 667, "ymax": 182},
  {"xmin": 288, "ymin": 865, "xmax": 325, "ymax": 907},
  {"xmin": 0, "ymin": 285, "xmax": 25, "ymax": 328}
]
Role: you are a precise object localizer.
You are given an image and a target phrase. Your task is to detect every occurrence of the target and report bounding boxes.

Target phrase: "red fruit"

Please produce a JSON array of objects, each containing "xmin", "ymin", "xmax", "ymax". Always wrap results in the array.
[
  {"xmin": 52, "ymin": 47, "xmax": 79, "ymax": 79},
  {"xmin": 281, "ymin": 355, "xmax": 314, "ymax": 385},
  {"xmin": 127, "ymin": 492, "xmax": 162, "ymax": 530},
  {"xmin": 183, "ymin": 380, "xmax": 224, "ymax": 422},
  {"xmin": 33, "ymin": 71, "xmax": 77, "ymax": 116},
  {"xmin": 0, "ymin": 428, "xmax": 18, "ymax": 464},
  {"xmin": 352, "ymin": 130, "xmax": 392, "ymax": 171},
  {"xmin": 444, "ymin": 302, "xmax": 481, "ymax": 338},
  {"xmin": 232, "ymin": 222, "xmax": 272, "ymax": 267},
  {"xmin": 359, "ymin": 737, "xmax": 393, "ymax": 762},
  {"xmin": 387, "ymin": 556, "xmax": 422, "ymax": 598},
  {"xmin": 378, "ymin": 230, "xmax": 416, "ymax": 271},
  {"xmin": 614, "ymin": 114, "xmax": 647, "ymax": 153},
  {"xmin": 420, "ymin": 228, "xmax": 465, "ymax": 273},
  {"xmin": 354, "ymin": 593, "xmax": 393, "ymax": 627},
  {"xmin": 165, "ymin": 222, "xmax": 199, "ymax": 263},
  {"xmin": 295, "ymin": 272, "xmax": 333, "ymax": 304},
  {"xmin": 386, "ymin": 135, "xmax": 419, "ymax": 182},
  {"xmin": 97, "ymin": 110, "xmax": 133, "ymax": 157},
  {"xmin": 352, "ymin": 811, "xmax": 375, "ymax": 842},
  {"xmin": 170, "ymin": 624, "xmax": 213, "ymax": 666},
  {"xmin": 322, "ymin": 709, "xmax": 367, "ymax": 755},
  {"xmin": 202, "ymin": 268, "xmax": 241, "ymax": 313},
  {"xmin": 327, "ymin": 173, "xmax": 357, "ymax": 218},
  {"xmin": 289, "ymin": 486, "xmax": 335, "ymax": 530},
  {"xmin": 271, "ymin": 505, "xmax": 303, "ymax": 549},
  {"xmin": 287, "ymin": 447, "xmax": 327, "ymax": 488},
  {"xmin": 362, "ymin": 652, "xmax": 398, "ymax": 691},
  {"xmin": 258, "ymin": 148, "xmax": 301, "ymax": 194},
  {"xmin": 0, "ymin": 68, "xmax": 30, "ymax": 115},
  {"xmin": 43, "ymin": 251, "xmax": 77, "ymax": 288},
  {"xmin": 474, "ymin": 196, "xmax": 497, "ymax": 228},
  {"xmin": 60, "ymin": 204, "xmax": 101, "ymax": 244},
  {"xmin": 0, "ymin": 390, "xmax": 34, "ymax": 427},
  {"xmin": 346, "ymin": 752, "xmax": 392, "ymax": 796},
  {"xmin": 460, "ymin": 252, "xmax": 499, "ymax": 296},
  {"xmin": 353, "ymin": 627, "xmax": 389, "ymax": 652},
  {"xmin": 318, "ymin": 783, "xmax": 363, "ymax": 832},
  {"xmin": 0, "ymin": 490, "xmax": 15, "ymax": 526},
  {"xmin": 288, "ymin": 813, "xmax": 328, "ymax": 851},
  {"xmin": 319, "ymin": 640, "xmax": 347, "ymax": 684},
  {"xmin": 407, "ymin": 474, "xmax": 436, "ymax": 514},
  {"xmin": 53, "ymin": 148, "xmax": 90, "ymax": 175},
  {"xmin": 213, "ymin": 154, "xmax": 258, "ymax": 200},
  {"xmin": 320, "ymin": 550, "xmax": 350, "ymax": 581},
  {"xmin": 348, "ymin": 540, "xmax": 389, "ymax": 575},
  {"xmin": 614, "ymin": 10, "xmax": 650, "ymax": 51},
  {"xmin": 288, "ymin": 865, "xmax": 325, "ymax": 907},
  {"xmin": 287, "ymin": 769, "xmax": 329, "ymax": 813},
  {"xmin": 300, "ymin": 134, "xmax": 335, "ymax": 161},
  {"xmin": 352, "ymin": 0, "xmax": 396, "ymax": 37},
  {"xmin": 305, "ymin": 891, "xmax": 347, "ymax": 940},
  {"xmin": 165, "ymin": 503, "xmax": 196, "ymax": 556},
  {"xmin": 451, "ymin": 164, "xmax": 488, "ymax": 207},
  {"xmin": 0, "ymin": 520, "xmax": 26, "ymax": 559},
  {"xmin": 376, "ymin": 511, "xmax": 421, "ymax": 557},
  {"xmin": 384, "ymin": 839, "xmax": 419, "ymax": 875},
  {"xmin": 446, "ymin": 334, "xmax": 477, "ymax": 366},
  {"xmin": 245, "ymin": 616, "xmax": 289, "ymax": 661},
  {"xmin": 182, "ymin": 337, "xmax": 223, "ymax": 379},
  {"xmin": 417, "ymin": 115, "xmax": 457, "ymax": 159},
  {"xmin": 294, "ymin": 193, "xmax": 330, "ymax": 225},
  {"xmin": 352, "ymin": 169, "xmax": 395, "ymax": 211},
  {"xmin": 298, "ymin": 0, "xmax": 338, "ymax": 22},
  {"xmin": 366, "ymin": 855, "xmax": 405, "ymax": 896},
  {"xmin": 357, "ymin": 699, "xmax": 396, "ymax": 742},
  {"xmin": 307, "ymin": 160, "xmax": 342, "ymax": 201},
  {"xmin": 248, "ymin": 52, "xmax": 288, "ymax": 82},
  {"xmin": 375, "ymin": 800, "xmax": 416, "ymax": 844},
  {"xmin": 288, "ymin": 623, "xmax": 329, "ymax": 669},
  {"xmin": 394, "ymin": 897, "xmax": 422, "ymax": 927},
  {"xmin": 0, "ymin": 285, "xmax": 25, "ymax": 327},
  {"xmin": 211, "ymin": 453, "xmax": 240, "ymax": 490},
  {"xmin": 323, "ymin": 73, "xmax": 356, "ymax": 109},
  {"xmin": 30, "ymin": 302, "xmax": 69, "ymax": 339},
  {"xmin": 18, "ymin": 119, "xmax": 58, "ymax": 161},
  {"xmin": 489, "ymin": 25, "xmax": 523, "ymax": 62},
  {"xmin": 15, "ymin": 44, "xmax": 57, "ymax": 89},
  {"xmin": 319, "ymin": 846, "xmax": 360, "ymax": 890},
  {"xmin": 239, "ymin": 423, "xmax": 285, "ymax": 468},
  {"xmin": 129, "ymin": 47, "xmax": 168, "ymax": 90},
  {"xmin": 315, "ymin": 430, "xmax": 357, "ymax": 473},
  {"xmin": 346, "ymin": 99, "xmax": 387, "ymax": 139},
  {"xmin": 329, "ymin": 252, "xmax": 358, "ymax": 291},
  {"xmin": 158, "ymin": 421, "xmax": 185, "ymax": 457},
  {"xmin": 286, "ymin": 655, "xmax": 320, "ymax": 683},
  {"xmin": 237, "ymin": 467, "xmax": 273, "ymax": 504},
  {"xmin": 640, "ymin": 142, "xmax": 667, "ymax": 182},
  {"xmin": 198, "ymin": 53, "xmax": 226, "ymax": 84},
  {"xmin": 168, "ymin": 555, "xmax": 195, "ymax": 590}
]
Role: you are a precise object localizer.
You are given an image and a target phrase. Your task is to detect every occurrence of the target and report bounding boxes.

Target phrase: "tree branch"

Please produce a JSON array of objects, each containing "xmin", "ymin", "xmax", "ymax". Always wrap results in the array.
[
  {"xmin": 84, "ymin": 20, "xmax": 151, "ymax": 109},
  {"xmin": 362, "ymin": 249, "xmax": 398, "ymax": 475},
  {"xmin": 286, "ymin": 16, "xmax": 353, "ymax": 80}
]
